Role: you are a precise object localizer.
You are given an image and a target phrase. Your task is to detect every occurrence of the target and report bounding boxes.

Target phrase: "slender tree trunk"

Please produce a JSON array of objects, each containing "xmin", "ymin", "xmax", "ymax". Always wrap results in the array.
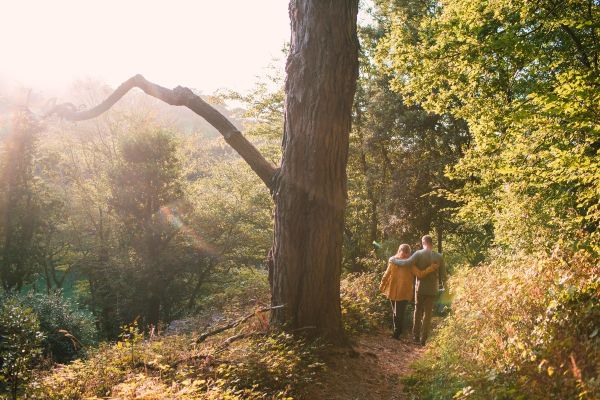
[
  {"xmin": 270, "ymin": 0, "xmax": 359, "ymax": 341},
  {"xmin": 355, "ymin": 99, "xmax": 379, "ymax": 246},
  {"xmin": 147, "ymin": 294, "xmax": 161, "ymax": 328},
  {"xmin": 11, "ymin": 374, "xmax": 19, "ymax": 400},
  {"xmin": 359, "ymin": 141, "xmax": 378, "ymax": 246}
]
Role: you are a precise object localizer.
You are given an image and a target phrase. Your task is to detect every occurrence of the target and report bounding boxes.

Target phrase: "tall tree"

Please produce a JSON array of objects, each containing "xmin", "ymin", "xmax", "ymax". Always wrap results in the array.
[
  {"xmin": 344, "ymin": 14, "xmax": 471, "ymax": 269},
  {"xmin": 0, "ymin": 112, "xmax": 44, "ymax": 290},
  {"xmin": 269, "ymin": 1, "xmax": 359, "ymax": 339},
  {"xmin": 377, "ymin": 0, "xmax": 600, "ymax": 254},
  {"xmin": 48, "ymin": 0, "xmax": 359, "ymax": 341},
  {"xmin": 109, "ymin": 129, "xmax": 187, "ymax": 327}
]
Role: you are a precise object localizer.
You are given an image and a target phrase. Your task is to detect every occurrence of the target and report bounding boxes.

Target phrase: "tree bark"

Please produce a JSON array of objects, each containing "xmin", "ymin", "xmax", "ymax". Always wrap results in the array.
[{"xmin": 270, "ymin": 0, "xmax": 359, "ymax": 341}]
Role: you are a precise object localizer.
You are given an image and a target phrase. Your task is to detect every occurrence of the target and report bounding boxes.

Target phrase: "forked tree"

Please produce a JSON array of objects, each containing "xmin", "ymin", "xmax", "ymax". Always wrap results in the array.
[{"xmin": 49, "ymin": 0, "xmax": 359, "ymax": 341}]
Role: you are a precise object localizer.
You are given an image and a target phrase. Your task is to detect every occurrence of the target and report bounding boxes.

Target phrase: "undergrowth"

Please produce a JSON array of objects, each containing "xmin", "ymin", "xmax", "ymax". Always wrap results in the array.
[
  {"xmin": 25, "ymin": 326, "xmax": 324, "ymax": 400},
  {"xmin": 340, "ymin": 269, "xmax": 388, "ymax": 334},
  {"xmin": 23, "ymin": 265, "xmax": 393, "ymax": 399},
  {"xmin": 402, "ymin": 250, "xmax": 599, "ymax": 400}
]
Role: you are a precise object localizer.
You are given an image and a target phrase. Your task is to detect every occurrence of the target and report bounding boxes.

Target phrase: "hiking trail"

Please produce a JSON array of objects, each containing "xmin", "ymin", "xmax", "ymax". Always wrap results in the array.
[{"xmin": 304, "ymin": 330, "xmax": 426, "ymax": 400}]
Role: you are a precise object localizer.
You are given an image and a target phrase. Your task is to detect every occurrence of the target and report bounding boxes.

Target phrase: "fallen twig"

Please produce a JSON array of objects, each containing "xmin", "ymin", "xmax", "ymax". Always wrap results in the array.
[
  {"xmin": 196, "ymin": 304, "xmax": 284, "ymax": 343},
  {"xmin": 292, "ymin": 326, "xmax": 317, "ymax": 333}
]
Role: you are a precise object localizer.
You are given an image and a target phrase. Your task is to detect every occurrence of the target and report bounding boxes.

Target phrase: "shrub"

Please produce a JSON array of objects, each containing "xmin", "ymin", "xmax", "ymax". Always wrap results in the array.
[
  {"xmin": 340, "ymin": 269, "xmax": 388, "ymax": 334},
  {"xmin": 15, "ymin": 291, "xmax": 98, "ymax": 362},
  {"xmin": 27, "ymin": 330, "xmax": 196, "ymax": 399},
  {"xmin": 403, "ymin": 250, "xmax": 599, "ymax": 400},
  {"xmin": 197, "ymin": 267, "xmax": 270, "ymax": 318},
  {"xmin": 28, "ymin": 327, "xmax": 324, "ymax": 399},
  {"xmin": 524, "ymin": 278, "xmax": 600, "ymax": 398},
  {"xmin": 216, "ymin": 332, "xmax": 324, "ymax": 397},
  {"xmin": 0, "ymin": 298, "xmax": 45, "ymax": 400}
]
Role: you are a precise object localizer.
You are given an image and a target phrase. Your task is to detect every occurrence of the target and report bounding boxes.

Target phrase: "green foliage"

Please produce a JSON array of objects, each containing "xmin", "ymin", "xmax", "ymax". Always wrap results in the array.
[
  {"xmin": 526, "ymin": 278, "xmax": 600, "ymax": 398},
  {"xmin": 105, "ymin": 128, "xmax": 196, "ymax": 328},
  {"xmin": 110, "ymin": 129, "xmax": 183, "ymax": 228},
  {"xmin": 198, "ymin": 267, "xmax": 270, "ymax": 318},
  {"xmin": 344, "ymin": 19, "xmax": 471, "ymax": 271},
  {"xmin": 377, "ymin": 0, "xmax": 600, "ymax": 253},
  {"xmin": 27, "ymin": 329, "xmax": 323, "ymax": 400},
  {"xmin": 0, "ymin": 111, "xmax": 47, "ymax": 290},
  {"xmin": 440, "ymin": 225, "xmax": 493, "ymax": 269},
  {"xmin": 340, "ymin": 259, "xmax": 389, "ymax": 333},
  {"xmin": 27, "ymin": 340, "xmax": 143, "ymax": 399},
  {"xmin": 402, "ymin": 251, "xmax": 599, "ymax": 400},
  {"xmin": 374, "ymin": 3, "xmax": 600, "ymax": 395},
  {"xmin": 216, "ymin": 332, "xmax": 324, "ymax": 398},
  {"xmin": 0, "ymin": 298, "xmax": 45, "ymax": 399},
  {"xmin": 187, "ymin": 155, "xmax": 273, "ymax": 273},
  {"xmin": 0, "ymin": 80, "xmax": 279, "ymax": 341},
  {"xmin": 116, "ymin": 320, "xmax": 144, "ymax": 367},
  {"xmin": 220, "ymin": 60, "xmax": 284, "ymax": 158},
  {"xmin": 2, "ymin": 62, "xmax": 271, "ymax": 378},
  {"xmin": 11, "ymin": 291, "xmax": 97, "ymax": 363},
  {"xmin": 182, "ymin": 142, "xmax": 273, "ymax": 318},
  {"xmin": 48, "ymin": 105, "xmax": 271, "ymax": 337}
]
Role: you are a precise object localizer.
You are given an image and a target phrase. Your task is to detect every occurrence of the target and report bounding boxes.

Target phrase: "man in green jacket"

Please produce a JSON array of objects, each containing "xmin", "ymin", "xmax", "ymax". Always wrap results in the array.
[{"xmin": 389, "ymin": 234, "xmax": 447, "ymax": 345}]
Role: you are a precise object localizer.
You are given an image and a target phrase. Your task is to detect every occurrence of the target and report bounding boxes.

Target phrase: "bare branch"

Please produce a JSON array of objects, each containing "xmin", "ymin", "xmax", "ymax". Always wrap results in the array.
[
  {"xmin": 196, "ymin": 304, "xmax": 284, "ymax": 343},
  {"xmin": 46, "ymin": 74, "xmax": 278, "ymax": 188}
]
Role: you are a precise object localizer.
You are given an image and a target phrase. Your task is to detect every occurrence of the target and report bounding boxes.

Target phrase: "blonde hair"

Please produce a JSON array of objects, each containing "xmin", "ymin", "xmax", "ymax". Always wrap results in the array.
[{"xmin": 397, "ymin": 243, "xmax": 411, "ymax": 256}]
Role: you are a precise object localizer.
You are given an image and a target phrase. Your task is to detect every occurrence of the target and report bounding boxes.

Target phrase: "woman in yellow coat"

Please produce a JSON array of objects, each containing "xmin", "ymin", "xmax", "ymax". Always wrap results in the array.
[{"xmin": 380, "ymin": 243, "xmax": 438, "ymax": 339}]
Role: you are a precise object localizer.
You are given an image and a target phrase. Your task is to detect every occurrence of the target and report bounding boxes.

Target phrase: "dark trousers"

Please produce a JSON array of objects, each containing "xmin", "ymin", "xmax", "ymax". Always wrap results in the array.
[
  {"xmin": 390, "ymin": 300, "xmax": 408, "ymax": 335},
  {"xmin": 413, "ymin": 294, "xmax": 436, "ymax": 343}
]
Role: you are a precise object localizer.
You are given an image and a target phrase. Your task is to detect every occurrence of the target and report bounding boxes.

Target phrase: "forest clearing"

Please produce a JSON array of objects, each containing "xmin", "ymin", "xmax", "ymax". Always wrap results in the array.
[{"xmin": 1, "ymin": 0, "xmax": 598, "ymax": 399}]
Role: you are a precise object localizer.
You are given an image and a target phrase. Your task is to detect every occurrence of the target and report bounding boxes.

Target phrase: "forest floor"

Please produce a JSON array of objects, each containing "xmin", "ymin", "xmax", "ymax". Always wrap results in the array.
[{"xmin": 303, "ymin": 330, "xmax": 426, "ymax": 400}]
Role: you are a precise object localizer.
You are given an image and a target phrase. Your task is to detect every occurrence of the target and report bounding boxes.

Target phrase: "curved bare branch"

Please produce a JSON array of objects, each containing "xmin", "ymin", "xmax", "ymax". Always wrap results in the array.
[{"xmin": 46, "ymin": 74, "xmax": 278, "ymax": 188}]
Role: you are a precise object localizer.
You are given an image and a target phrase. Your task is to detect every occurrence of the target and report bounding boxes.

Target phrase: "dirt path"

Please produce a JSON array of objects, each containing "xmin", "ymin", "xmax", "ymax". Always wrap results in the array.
[{"xmin": 303, "ymin": 330, "xmax": 426, "ymax": 400}]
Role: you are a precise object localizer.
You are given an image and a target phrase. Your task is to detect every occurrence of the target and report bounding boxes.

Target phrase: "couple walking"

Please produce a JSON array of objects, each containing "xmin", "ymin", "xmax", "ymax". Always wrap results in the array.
[{"xmin": 379, "ymin": 235, "xmax": 447, "ymax": 345}]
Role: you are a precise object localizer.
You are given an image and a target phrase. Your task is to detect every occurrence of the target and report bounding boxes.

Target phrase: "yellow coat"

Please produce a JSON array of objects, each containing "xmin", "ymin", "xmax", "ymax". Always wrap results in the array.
[{"xmin": 379, "ymin": 260, "xmax": 438, "ymax": 301}]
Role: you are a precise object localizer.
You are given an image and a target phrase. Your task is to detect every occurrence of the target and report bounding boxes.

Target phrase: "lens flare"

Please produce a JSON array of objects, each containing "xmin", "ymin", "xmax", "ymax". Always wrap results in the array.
[{"xmin": 159, "ymin": 205, "xmax": 216, "ymax": 255}]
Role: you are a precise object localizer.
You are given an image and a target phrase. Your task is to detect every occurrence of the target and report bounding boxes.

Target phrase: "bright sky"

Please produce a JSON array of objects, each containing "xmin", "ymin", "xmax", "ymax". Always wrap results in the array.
[{"xmin": 0, "ymin": 0, "xmax": 290, "ymax": 94}]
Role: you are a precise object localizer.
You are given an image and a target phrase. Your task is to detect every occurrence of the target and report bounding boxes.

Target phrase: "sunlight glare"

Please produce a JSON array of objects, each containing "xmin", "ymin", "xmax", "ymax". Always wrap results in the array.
[{"xmin": 0, "ymin": 0, "xmax": 289, "ymax": 94}]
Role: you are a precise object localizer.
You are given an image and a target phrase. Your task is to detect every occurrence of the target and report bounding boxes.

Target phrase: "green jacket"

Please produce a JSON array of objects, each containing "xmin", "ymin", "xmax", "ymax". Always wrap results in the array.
[{"xmin": 390, "ymin": 249, "xmax": 447, "ymax": 296}]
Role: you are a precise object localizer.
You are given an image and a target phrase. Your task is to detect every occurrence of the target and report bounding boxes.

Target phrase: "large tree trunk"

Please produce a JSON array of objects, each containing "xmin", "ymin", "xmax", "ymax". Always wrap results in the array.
[{"xmin": 270, "ymin": 0, "xmax": 359, "ymax": 341}]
